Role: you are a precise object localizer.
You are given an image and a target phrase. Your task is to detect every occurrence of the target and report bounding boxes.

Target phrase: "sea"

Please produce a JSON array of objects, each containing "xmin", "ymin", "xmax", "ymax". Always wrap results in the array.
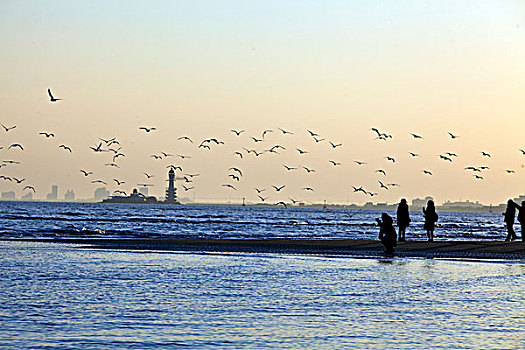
[{"xmin": 0, "ymin": 201, "xmax": 524, "ymax": 349}]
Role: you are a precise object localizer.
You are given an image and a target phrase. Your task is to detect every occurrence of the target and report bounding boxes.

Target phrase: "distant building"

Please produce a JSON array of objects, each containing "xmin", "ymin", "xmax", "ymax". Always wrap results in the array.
[
  {"xmin": 64, "ymin": 190, "xmax": 75, "ymax": 201},
  {"xmin": 94, "ymin": 187, "xmax": 110, "ymax": 201},
  {"xmin": 1, "ymin": 191, "xmax": 16, "ymax": 200},
  {"xmin": 139, "ymin": 186, "xmax": 149, "ymax": 197},
  {"xmin": 412, "ymin": 196, "xmax": 433, "ymax": 208},
  {"xmin": 21, "ymin": 192, "xmax": 33, "ymax": 201},
  {"xmin": 46, "ymin": 185, "xmax": 58, "ymax": 201},
  {"xmin": 165, "ymin": 168, "xmax": 178, "ymax": 203}
]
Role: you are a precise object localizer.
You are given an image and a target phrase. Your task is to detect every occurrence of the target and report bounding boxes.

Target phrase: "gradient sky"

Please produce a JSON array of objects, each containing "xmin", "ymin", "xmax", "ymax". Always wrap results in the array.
[{"xmin": 0, "ymin": 1, "xmax": 524, "ymax": 205}]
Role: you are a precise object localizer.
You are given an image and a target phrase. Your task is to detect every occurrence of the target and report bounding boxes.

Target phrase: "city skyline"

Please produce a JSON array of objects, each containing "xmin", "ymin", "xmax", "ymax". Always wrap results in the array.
[{"xmin": 0, "ymin": 1, "xmax": 524, "ymax": 205}]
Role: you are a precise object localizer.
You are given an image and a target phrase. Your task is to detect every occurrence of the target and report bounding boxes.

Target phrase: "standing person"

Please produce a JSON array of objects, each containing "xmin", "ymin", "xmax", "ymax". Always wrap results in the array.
[
  {"xmin": 504, "ymin": 199, "xmax": 518, "ymax": 241},
  {"xmin": 422, "ymin": 200, "xmax": 438, "ymax": 242},
  {"xmin": 516, "ymin": 201, "xmax": 525, "ymax": 242},
  {"xmin": 396, "ymin": 198, "xmax": 411, "ymax": 242},
  {"xmin": 376, "ymin": 213, "xmax": 397, "ymax": 255}
]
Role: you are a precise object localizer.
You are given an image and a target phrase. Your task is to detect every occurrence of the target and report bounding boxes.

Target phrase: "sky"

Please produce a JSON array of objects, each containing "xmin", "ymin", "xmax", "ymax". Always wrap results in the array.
[{"xmin": 0, "ymin": 1, "xmax": 524, "ymax": 205}]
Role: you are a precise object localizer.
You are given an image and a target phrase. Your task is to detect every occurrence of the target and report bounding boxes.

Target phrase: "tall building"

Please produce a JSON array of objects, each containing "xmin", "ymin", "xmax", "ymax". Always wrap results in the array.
[
  {"xmin": 139, "ymin": 186, "xmax": 149, "ymax": 197},
  {"xmin": 64, "ymin": 190, "xmax": 75, "ymax": 201},
  {"xmin": 94, "ymin": 187, "xmax": 110, "ymax": 201},
  {"xmin": 1, "ymin": 191, "xmax": 16, "ymax": 200},
  {"xmin": 21, "ymin": 192, "xmax": 33, "ymax": 201},
  {"xmin": 46, "ymin": 185, "xmax": 58, "ymax": 201},
  {"xmin": 165, "ymin": 168, "xmax": 178, "ymax": 203}
]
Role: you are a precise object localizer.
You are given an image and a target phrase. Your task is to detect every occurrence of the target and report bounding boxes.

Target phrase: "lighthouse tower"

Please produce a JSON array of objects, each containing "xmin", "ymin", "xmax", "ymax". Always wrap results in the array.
[{"xmin": 165, "ymin": 168, "xmax": 178, "ymax": 203}]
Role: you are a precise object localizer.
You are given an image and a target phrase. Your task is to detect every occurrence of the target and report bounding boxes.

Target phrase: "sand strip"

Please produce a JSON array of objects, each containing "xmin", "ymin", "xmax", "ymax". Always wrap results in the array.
[{"xmin": 3, "ymin": 238, "xmax": 525, "ymax": 260}]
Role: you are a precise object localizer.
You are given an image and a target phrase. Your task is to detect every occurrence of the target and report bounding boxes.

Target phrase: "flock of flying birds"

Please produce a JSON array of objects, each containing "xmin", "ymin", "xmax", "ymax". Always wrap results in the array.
[{"xmin": 0, "ymin": 88, "xmax": 524, "ymax": 206}]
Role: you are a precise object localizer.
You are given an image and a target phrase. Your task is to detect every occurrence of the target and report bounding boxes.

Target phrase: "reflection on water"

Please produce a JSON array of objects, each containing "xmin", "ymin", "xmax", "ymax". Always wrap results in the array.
[{"xmin": 0, "ymin": 241, "xmax": 523, "ymax": 349}]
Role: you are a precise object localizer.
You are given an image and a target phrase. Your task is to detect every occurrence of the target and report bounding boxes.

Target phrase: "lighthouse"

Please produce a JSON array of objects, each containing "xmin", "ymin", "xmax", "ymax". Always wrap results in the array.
[{"xmin": 165, "ymin": 168, "xmax": 178, "ymax": 203}]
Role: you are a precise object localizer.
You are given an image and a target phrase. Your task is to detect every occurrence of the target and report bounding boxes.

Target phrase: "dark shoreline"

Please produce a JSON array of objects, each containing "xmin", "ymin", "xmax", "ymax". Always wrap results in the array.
[{"xmin": 3, "ymin": 238, "xmax": 525, "ymax": 260}]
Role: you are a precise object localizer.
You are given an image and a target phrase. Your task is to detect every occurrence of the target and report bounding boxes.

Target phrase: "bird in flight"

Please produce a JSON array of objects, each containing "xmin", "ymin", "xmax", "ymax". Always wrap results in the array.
[
  {"xmin": 90, "ymin": 143, "xmax": 104, "ymax": 152},
  {"xmin": 262, "ymin": 129, "xmax": 273, "ymax": 138},
  {"xmin": 423, "ymin": 170, "xmax": 433, "ymax": 175},
  {"xmin": 229, "ymin": 167, "xmax": 243, "ymax": 176},
  {"xmin": 251, "ymin": 137, "xmax": 263, "ymax": 143},
  {"xmin": 354, "ymin": 161, "xmax": 367, "ymax": 166},
  {"xmin": 254, "ymin": 188, "xmax": 265, "ymax": 193},
  {"xmin": 234, "ymin": 151, "xmax": 243, "ymax": 159},
  {"xmin": 276, "ymin": 201, "xmax": 288, "ymax": 209},
  {"xmin": 23, "ymin": 185, "xmax": 36, "ymax": 192},
  {"xmin": 8, "ymin": 143, "xmax": 24, "ymax": 150},
  {"xmin": 258, "ymin": 195, "xmax": 268, "ymax": 202},
  {"xmin": 39, "ymin": 132, "xmax": 54, "ymax": 138},
  {"xmin": 375, "ymin": 169, "xmax": 387, "ymax": 176},
  {"xmin": 329, "ymin": 160, "xmax": 341, "ymax": 166},
  {"xmin": 80, "ymin": 170, "xmax": 93, "ymax": 176},
  {"xmin": 473, "ymin": 175, "xmax": 484, "ymax": 180},
  {"xmin": 114, "ymin": 179, "xmax": 125, "ymax": 185},
  {"xmin": 307, "ymin": 130, "xmax": 319, "ymax": 137},
  {"xmin": 445, "ymin": 152, "xmax": 457, "ymax": 157},
  {"xmin": 410, "ymin": 133, "xmax": 423, "ymax": 139},
  {"xmin": 144, "ymin": 173, "xmax": 154, "ymax": 179},
  {"xmin": 13, "ymin": 177, "xmax": 25, "ymax": 184},
  {"xmin": 1, "ymin": 124, "xmax": 16, "ymax": 132},
  {"xmin": 385, "ymin": 156, "xmax": 396, "ymax": 163},
  {"xmin": 59, "ymin": 144, "xmax": 72, "ymax": 152},
  {"xmin": 408, "ymin": 152, "xmax": 420, "ymax": 157},
  {"xmin": 278, "ymin": 128, "xmax": 293, "ymax": 135},
  {"xmin": 228, "ymin": 174, "xmax": 240, "ymax": 181},
  {"xmin": 91, "ymin": 180, "xmax": 107, "ymax": 185},
  {"xmin": 272, "ymin": 185, "xmax": 286, "ymax": 192},
  {"xmin": 114, "ymin": 190, "xmax": 127, "ymax": 196},
  {"xmin": 182, "ymin": 185, "xmax": 194, "ymax": 191},
  {"xmin": 296, "ymin": 148, "xmax": 308, "ymax": 155},
  {"xmin": 178, "ymin": 136, "xmax": 193, "ymax": 143},
  {"xmin": 506, "ymin": 170, "xmax": 515, "ymax": 174},
  {"xmin": 378, "ymin": 181, "xmax": 388, "ymax": 190},
  {"xmin": 47, "ymin": 88, "xmax": 62, "ymax": 102},
  {"xmin": 283, "ymin": 165, "xmax": 297, "ymax": 171},
  {"xmin": 439, "ymin": 155, "xmax": 453, "ymax": 162},
  {"xmin": 481, "ymin": 151, "xmax": 491, "ymax": 158},
  {"xmin": 313, "ymin": 136, "xmax": 325, "ymax": 143},
  {"xmin": 448, "ymin": 132, "xmax": 459, "ymax": 139},
  {"xmin": 231, "ymin": 129, "xmax": 244, "ymax": 136},
  {"xmin": 302, "ymin": 166, "xmax": 315, "ymax": 173},
  {"xmin": 139, "ymin": 127, "xmax": 156, "ymax": 133},
  {"xmin": 105, "ymin": 163, "xmax": 120, "ymax": 168},
  {"xmin": 329, "ymin": 141, "xmax": 342, "ymax": 148},
  {"xmin": 161, "ymin": 152, "xmax": 173, "ymax": 158},
  {"xmin": 222, "ymin": 184, "xmax": 237, "ymax": 190},
  {"xmin": 302, "ymin": 187, "xmax": 314, "ymax": 191},
  {"xmin": 519, "ymin": 149, "xmax": 525, "ymax": 155},
  {"xmin": 0, "ymin": 176, "xmax": 12, "ymax": 181}
]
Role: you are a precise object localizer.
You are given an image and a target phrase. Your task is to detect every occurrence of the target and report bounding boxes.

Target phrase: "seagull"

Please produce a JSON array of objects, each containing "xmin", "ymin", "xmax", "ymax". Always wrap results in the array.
[
  {"xmin": 481, "ymin": 151, "xmax": 491, "ymax": 158},
  {"xmin": 99, "ymin": 137, "xmax": 116, "ymax": 144},
  {"xmin": 329, "ymin": 160, "xmax": 341, "ymax": 166},
  {"xmin": 167, "ymin": 165, "xmax": 183, "ymax": 171},
  {"xmin": 254, "ymin": 188, "xmax": 265, "ymax": 193},
  {"xmin": 272, "ymin": 185, "xmax": 286, "ymax": 192},
  {"xmin": 185, "ymin": 173, "xmax": 200, "ymax": 178},
  {"xmin": 465, "ymin": 166, "xmax": 481, "ymax": 172},
  {"xmin": 229, "ymin": 167, "xmax": 243, "ymax": 176},
  {"xmin": 251, "ymin": 137, "xmax": 263, "ymax": 143},
  {"xmin": 1, "ymin": 124, "xmax": 16, "ymax": 132},
  {"xmin": 144, "ymin": 173, "xmax": 154, "ymax": 178},
  {"xmin": 114, "ymin": 190, "xmax": 127, "ymax": 196},
  {"xmin": 370, "ymin": 128, "xmax": 381, "ymax": 136},
  {"xmin": 506, "ymin": 170, "xmax": 515, "ymax": 174},
  {"xmin": 283, "ymin": 165, "xmax": 297, "ymax": 171},
  {"xmin": 388, "ymin": 183, "xmax": 400, "ymax": 187},
  {"xmin": 368, "ymin": 192, "xmax": 378, "ymax": 197},
  {"xmin": 448, "ymin": 132, "xmax": 459, "ymax": 139},
  {"xmin": 151, "ymin": 154, "xmax": 162, "ymax": 159},
  {"xmin": 161, "ymin": 152, "xmax": 173, "ymax": 158},
  {"xmin": 8, "ymin": 143, "xmax": 24, "ymax": 150},
  {"xmin": 13, "ymin": 177, "xmax": 25, "ymax": 184},
  {"xmin": 222, "ymin": 184, "xmax": 237, "ymax": 190},
  {"xmin": 473, "ymin": 175, "xmax": 484, "ymax": 180},
  {"xmin": 385, "ymin": 156, "xmax": 396, "ymax": 163},
  {"xmin": 261, "ymin": 129, "xmax": 273, "ymax": 138},
  {"xmin": 278, "ymin": 128, "xmax": 293, "ymax": 135},
  {"xmin": 178, "ymin": 136, "xmax": 193, "ymax": 143},
  {"xmin": 113, "ymin": 153, "xmax": 125, "ymax": 162},
  {"xmin": 231, "ymin": 129, "xmax": 244, "ymax": 136},
  {"xmin": 114, "ymin": 179, "xmax": 125, "ymax": 185},
  {"xmin": 375, "ymin": 169, "xmax": 387, "ymax": 176},
  {"xmin": 303, "ymin": 166, "xmax": 315, "ymax": 173},
  {"xmin": 423, "ymin": 170, "xmax": 433, "ymax": 175},
  {"xmin": 445, "ymin": 152, "xmax": 457, "ymax": 157},
  {"xmin": 410, "ymin": 133, "xmax": 423, "ymax": 139},
  {"xmin": 354, "ymin": 161, "xmax": 367, "ymax": 166},
  {"xmin": 59, "ymin": 144, "xmax": 72, "ymax": 152},
  {"xmin": 90, "ymin": 143, "xmax": 104, "ymax": 152},
  {"xmin": 176, "ymin": 154, "xmax": 191, "ymax": 159},
  {"xmin": 39, "ymin": 132, "xmax": 54, "ymax": 138},
  {"xmin": 105, "ymin": 163, "xmax": 120, "ymax": 168},
  {"xmin": 313, "ymin": 137, "xmax": 325, "ymax": 143},
  {"xmin": 0, "ymin": 176, "xmax": 12, "ymax": 181},
  {"xmin": 276, "ymin": 201, "xmax": 288, "ymax": 209},
  {"xmin": 289, "ymin": 198, "xmax": 298, "ymax": 204},
  {"xmin": 91, "ymin": 180, "xmax": 107, "ymax": 185},
  {"xmin": 519, "ymin": 149, "xmax": 525, "ymax": 155},
  {"xmin": 329, "ymin": 141, "xmax": 342, "ymax": 148},
  {"xmin": 3, "ymin": 160, "xmax": 20, "ymax": 164},
  {"xmin": 307, "ymin": 130, "xmax": 319, "ymax": 137},
  {"xmin": 352, "ymin": 186, "xmax": 366, "ymax": 193},
  {"xmin": 296, "ymin": 148, "xmax": 308, "ymax": 155},
  {"xmin": 139, "ymin": 127, "xmax": 156, "ymax": 133},
  {"xmin": 234, "ymin": 151, "xmax": 243, "ymax": 159},
  {"xmin": 479, "ymin": 166, "xmax": 489, "ymax": 170},
  {"xmin": 80, "ymin": 170, "xmax": 93, "ymax": 176},
  {"xmin": 408, "ymin": 152, "xmax": 420, "ymax": 157},
  {"xmin": 302, "ymin": 187, "xmax": 314, "ymax": 191},
  {"xmin": 137, "ymin": 183, "xmax": 154, "ymax": 187},
  {"xmin": 182, "ymin": 185, "xmax": 194, "ymax": 191},
  {"xmin": 198, "ymin": 144, "xmax": 211, "ymax": 150},
  {"xmin": 47, "ymin": 88, "xmax": 61, "ymax": 102},
  {"xmin": 23, "ymin": 185, "xmax": 36, "ymax": 192},
  {"xmin": 378, "ymin": 181, "xmax": 388, "ymax": 190},
  {"xmin": 439, "ymin": 155, "xmax": 453, "ymax": 162},
  {"xmin": 228, "ymin": 174, "xmax": 240, "ymax": 181},
  {"xmin": 258, "ymin": 195, "xmax": 268, "ymax": 202}
]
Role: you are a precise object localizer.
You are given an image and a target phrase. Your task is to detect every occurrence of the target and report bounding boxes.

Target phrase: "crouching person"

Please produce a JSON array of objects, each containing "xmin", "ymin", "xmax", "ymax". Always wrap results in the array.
[{"xmin": 376, "ymin": 213, "xmax": 397, "ymax": 255}]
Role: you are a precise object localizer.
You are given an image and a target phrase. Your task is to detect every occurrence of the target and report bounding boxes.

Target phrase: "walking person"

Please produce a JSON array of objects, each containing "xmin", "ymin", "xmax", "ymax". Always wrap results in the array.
[
  {"xmin": 376, "ymin": 213, "xmax": 397, "ymax": 255},
  {"xmin": 396, "ymin": 198, "xmax": 411, "ymax": 242},
  {"xmin": 423, "ymin": 200, "xmax": 438, "ymax": 242},
  {"xmin": 504, "ymin": 199, "xmax": 519, "ymax": 241}
]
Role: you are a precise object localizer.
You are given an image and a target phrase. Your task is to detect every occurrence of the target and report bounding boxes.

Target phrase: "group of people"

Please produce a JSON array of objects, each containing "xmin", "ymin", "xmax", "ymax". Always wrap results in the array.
[{"xmin": 377, "ymin": 198, "xmax": 524, "ymax": 255}]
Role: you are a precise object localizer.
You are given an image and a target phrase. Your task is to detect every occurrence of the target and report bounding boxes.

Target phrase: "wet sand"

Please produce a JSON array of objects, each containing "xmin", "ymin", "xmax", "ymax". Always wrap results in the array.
[{"xmin": 3, "ymin": 238, "xmax": 525, "ymax": 260}]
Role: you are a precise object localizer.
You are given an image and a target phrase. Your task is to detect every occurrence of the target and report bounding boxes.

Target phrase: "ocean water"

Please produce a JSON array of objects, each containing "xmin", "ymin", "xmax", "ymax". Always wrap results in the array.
[
  {"xmin": 0, "ymin": 201, "xmax": 513, "ymax": 241},
  {"xmin": 0, "ymin": 241, "xmax": 523, "ymax": 349}
]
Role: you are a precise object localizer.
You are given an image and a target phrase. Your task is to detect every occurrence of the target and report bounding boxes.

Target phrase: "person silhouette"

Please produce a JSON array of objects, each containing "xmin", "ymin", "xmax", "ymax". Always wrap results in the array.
[
  {"xmin": 396, "ymin": 198, "xmax": 411, "ymax": 242},
  {"xmin": 504, "ymin": 199, "xmax": 518, "ymax": 241},
  {"xmin": 376, "ymin": 213, "xmax": 397, "ymax": 255},
  {"xmin": 423, "ymin": 200, "xmax": 438, "ymax": 242},
  {"xmin": 516, "ymin": 201, "xmax": 525, "ymax": 242}
]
